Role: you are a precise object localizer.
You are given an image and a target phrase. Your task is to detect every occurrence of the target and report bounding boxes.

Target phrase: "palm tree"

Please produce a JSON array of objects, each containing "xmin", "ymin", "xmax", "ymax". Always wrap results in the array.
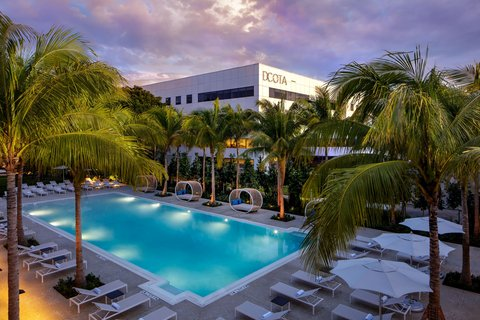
[
  {"xmin": 249, "ymin": 99, "xmax": 307, "ymax": 219},
  {"xmin": 0, "ymin": 13, "xmax": 134, "ymax": 319},
  {"xmin": 183, "ymin": 99, "xmax": 226, "ymax": 204},
  {"xmin": 137, "ymin": 106, "xmax": 182, "ymax": 195},
  {"xmin": 301, "ymin": 48, "xmax": 480, "ymax": 320},
  {"xmin": 28, "ymin": 101, "xmax": 165, "ymax": 286},
  {"xmin": 221, "ymin": 104, "xmax": 254, "ymax": 189}
]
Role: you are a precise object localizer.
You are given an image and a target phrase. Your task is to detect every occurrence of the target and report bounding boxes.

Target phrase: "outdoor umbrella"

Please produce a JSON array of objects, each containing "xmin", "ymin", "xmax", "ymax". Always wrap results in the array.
[
  {"xmin": 400, "ymin": 217, "xmax": 463, "ymax": 234},
  {"xmin": 331, "ymin": 258, "xmax": 431, "ymax": 319},
  {"xmin": 372, "ymin": 233, "xmax": 455, "ymax": 263}
]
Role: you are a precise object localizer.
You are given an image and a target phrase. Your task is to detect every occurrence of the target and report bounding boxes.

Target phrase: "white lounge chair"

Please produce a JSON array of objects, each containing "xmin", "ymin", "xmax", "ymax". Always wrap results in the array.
[
  {"xmin": 1, "ymin": 228, "xmax": 36, "ymax": 241},
  {"xmin": 45, "ymin": 183, "xmax": 55, "ymax": 192},
  {"xmin": 18, "ymin": 241, "xmax": 58, "ymax": 256},
  {"xmin": 36, "ymin": 259, "xmax": 85, "ymax": 283},
  {"xmin": 69, "ymin": 279, "xmax": 128, "ymax": 313},
  {"xmin": 291, "ymin": 270, "xmax": 342, "ymax": 297},
  {"xmin": 21, "ymin": 183, "xmax": 29, "ymax": 189},
  {"xmin": 139, "ymin": 306, "xmax": 177, "ymax": 320},
  {"xmin": 36, "ymin": 182, "xmax": 46, "ymax": 188},
  {"xmin": 50, "ymin": 181, "xmax": 58, "ymax": 186},
  {"xmin": 82, "ymin": 183, "xmax": 93, "ymax": 191},
  {"xmin": 88, "ymin": 292, "xmax": 151, "ymax": 320},
  {"xmin": 32, "ymin": 187, "xmax": 48, "ymax": 196},
  {"xmin": 234, "ymin": 301, "xmax": 289, "ymax": 320},
  {"xmin": 22, "ymin": 189, "xmax": 35, "ymax": 198},
  {"xmin": 54, "ymin": 186, "xmax": 66, "ymax": 194},
  {"xmin": 331, "ymin": 304, "xmax": 394, "ymax": 320},
  {"xmin": 350, "ymin": 289, "xmax": 411, "ymax": 320},
  {"xmin": 23, "ymin": 248, "xmax": 72, "ymax": 270},
  {"xmin": 270, "ymin": 282, "xmax": 324, "ymax": 315},
  {"xmin": 350, "ymin": 236, "xmax": 385, "ymax": 257},
  {"xmin": 336, "ymin": 249, "xmax": 369, "ymax": 260}
]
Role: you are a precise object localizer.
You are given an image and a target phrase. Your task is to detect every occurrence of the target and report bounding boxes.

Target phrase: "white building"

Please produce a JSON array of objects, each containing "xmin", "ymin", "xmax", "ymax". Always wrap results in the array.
[
  {"xmin": 143, "ymin": 63, "xmax": 346, "ymax": 165},
  {"xmin": 143, "ymin": 63, "xmax": 325, "ymax": 113}
]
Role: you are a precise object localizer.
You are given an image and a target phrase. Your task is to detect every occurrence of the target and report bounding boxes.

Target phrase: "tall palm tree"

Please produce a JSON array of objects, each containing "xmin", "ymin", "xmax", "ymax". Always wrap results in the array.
[
  {"xmin": 0, "ymin": 13, "xmax": 133, "ymax": 319},
  {"xmin": 221, "ymin": 104, "xmax": 254, "ymax": 189},
  {"xmin": 183, "ymin": 99, "xmax": 226, "ymax": 204},
  {"xmin": 28, "ymin": 102, "xmax": 165, "ymax": 286},
  {"xmin": 249, "ymin": 99, "xmax": 307, "ymax": 219},
  {"xmin": 302, "ymin": 48, "xmax": 480, "ymax": 320}
]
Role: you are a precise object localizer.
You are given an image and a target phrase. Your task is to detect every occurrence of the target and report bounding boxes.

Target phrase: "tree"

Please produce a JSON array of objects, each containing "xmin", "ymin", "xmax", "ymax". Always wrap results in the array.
[
  {"xmin": 0, "ymin": 13, "xmax": 133, "ymax": 319},
  {"xmin": 221, "ymin": 104, "xmax": 254, "ymax": 189},
  {"xmin": 302, "ymin": 48, "xmax": 480, "ymax": 320},
  {"xmin": 121, "ymin": 85, "xmax": 163, "ymax": 114},
  {"xmin": 249, "ymin": 99, "xmax": 307, "ymax": 219},
  {"xmin": 28, "ymin": 101, "xmax": 165, "ymax": 287},
  {"xmin": 183, "ymin": 99, "xmax": 226, "ymax": 204}
]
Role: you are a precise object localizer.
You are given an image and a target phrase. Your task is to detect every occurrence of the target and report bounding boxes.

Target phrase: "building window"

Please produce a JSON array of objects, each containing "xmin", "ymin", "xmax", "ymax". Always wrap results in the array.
[
  {"xmin": 186, "ymin": 94, "xmax": 192, "ymax": 104},
  {"xmin": 198, "ymin": 86, "xmax": 254, "ymax": 103},
  {"xmin": 175, "ymin": 96, "xmax": 181, "ymax": 105},
  {"xmin": 165, "ymin": 97, "xmax": 171, "ymax": 105},
  {"xmin": 268, "ymin": 88, "xmax": 309, "ymax": 101}
]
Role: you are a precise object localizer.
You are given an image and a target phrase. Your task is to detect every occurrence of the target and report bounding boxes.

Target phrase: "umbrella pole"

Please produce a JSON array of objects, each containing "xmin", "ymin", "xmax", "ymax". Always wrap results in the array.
[{"xmin": 378, "ymin": 294, "xmax": 383, "ymax": 320}]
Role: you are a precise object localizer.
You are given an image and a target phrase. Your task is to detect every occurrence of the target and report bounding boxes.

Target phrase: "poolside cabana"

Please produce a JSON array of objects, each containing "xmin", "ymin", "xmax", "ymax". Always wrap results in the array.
[
  {"xmin": 228, "ymin": 188, "xmax": 263, "ymax": 213},
  {"xmin": 136, "ymin": 175, "xmax": 158, "ymax": 193},
  {"xmin": 175, "ymin": 181, "xmax": 202, "ymax": 201}
]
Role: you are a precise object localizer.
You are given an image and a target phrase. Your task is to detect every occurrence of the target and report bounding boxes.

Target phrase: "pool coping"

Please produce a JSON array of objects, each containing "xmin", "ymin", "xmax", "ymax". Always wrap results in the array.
[{"xmin": 24, "ymin": 191, "xmax": 305, "ymax": 307}]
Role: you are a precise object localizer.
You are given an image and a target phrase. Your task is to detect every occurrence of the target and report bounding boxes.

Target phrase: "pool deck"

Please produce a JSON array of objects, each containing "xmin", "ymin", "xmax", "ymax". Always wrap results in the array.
[{"xmin": 1, "ymin": 187, "xmax": 479, "ymax": 319}]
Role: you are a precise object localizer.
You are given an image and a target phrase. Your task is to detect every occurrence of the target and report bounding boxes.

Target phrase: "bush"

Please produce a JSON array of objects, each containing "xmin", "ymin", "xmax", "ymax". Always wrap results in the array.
[
  {"xmin": 271, "ymin": 213, "xmax": 296, "ymax": 222},
  {"xmin": 54, "ymin": 273, "xmax": 104, "ymax": 299},
  {"xmin": 443, "ymin": 271, "xmax": 480, "ymax": 293},
  {"xmin": 202, "ymin": 201, "xmax": 222, "ymax": 207}
]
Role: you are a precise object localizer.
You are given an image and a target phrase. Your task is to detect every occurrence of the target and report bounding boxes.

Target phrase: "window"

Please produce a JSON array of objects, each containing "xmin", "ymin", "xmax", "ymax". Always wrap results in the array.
[
  {"xmin": 165, "ymin": 97, "xmax": 171, "ymax": 105},
  {"xmin": 268, "ymin": 88, "xmax": 309, "ymax": 101},
  {"xmin": 175, "ymin": 96, "xmax": 181, "ymax": 105},
  {"xmin": 186, "ymin": 94, "xmax": 192, "ymax": 104},
  {"xmin": 198, "ymin": 86, "xmax": 254, "ymax": 102}
]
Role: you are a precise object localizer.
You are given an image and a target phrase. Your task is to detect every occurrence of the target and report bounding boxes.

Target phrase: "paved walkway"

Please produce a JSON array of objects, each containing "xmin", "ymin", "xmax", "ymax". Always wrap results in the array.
[{"xmin": 1, "ymin": 188, "xmax": 479, "ymax": 319}]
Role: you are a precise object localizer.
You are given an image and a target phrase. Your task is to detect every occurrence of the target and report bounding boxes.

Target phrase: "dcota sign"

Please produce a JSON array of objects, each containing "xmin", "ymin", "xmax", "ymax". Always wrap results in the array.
[{"xmin": 262, "ymin": 71, "xmax": 287, "ymax": 85}]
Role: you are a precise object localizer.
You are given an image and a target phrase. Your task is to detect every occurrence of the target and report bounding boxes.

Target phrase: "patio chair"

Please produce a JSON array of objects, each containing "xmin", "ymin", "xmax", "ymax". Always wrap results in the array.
[
  {"xmin": 69, "ymin": 279, "xmax": 128, "ymax": 313},
  {"xmin": 331, "ymin": 304, "xmax": 394, "ymax": 320},
  {"xmin": 32, "ymin": 187, "xmax": 48, "ymax": 196},
  {"xmin": 36, "ymin": 259, "xmax": 86, "ymax": 283},
  {"xmin": 23, "ymin": 248, "xmax": 72, "ymax": 270},
  {"xmin": 290, "ymin": 270, "xmax": 342, "ymax": 297},
  {"xmin": 54, "ymin": 186, "xmax": 67, "ymax": 194},
  {"xmin": 82, "ymin": 182, "xmax": 93, "ymax": 191},
  {"xmin": 50, "ymin": 181, "xmax": 58, "ymax": 186},
  {"xmin": 88, "ymin": 292, "xmax": 151, "ymax": 320},
  {"xmin": 349, "ymin": 236, "xmax": 385, "ymax": 257},
  {"xmin": 36, "ymin": 182, "xmax": 46, "ymax": 188},
  {"xmin": 234, "ymin": 301, "xmax": 289, "ymax": 320},
  {"xmin": 138, "ymin": 306, "xmax": 178, "ymax": 320},
  {"xmin": 18, "ymin": 241, "xmax": 58, "ymax": 256},
  {"xmin": 350, "ymin": 289, "xmax": 411, "ymax": 320},
  {"xmin": 22, "ymin": 189, "xmax": 35, "ymax": 198},
  {"xmin": 1, "ymin": 228, "xmax": 35, "ymax": 241},
  {"xmin": 270, "ymin": 282, "xmax": 324, "ymax": 315},
  {"xmin": 21, "ymin": 183, "xmax": 29, "ymax": 189},
  {"xmin": 336, "ymin": 249, "xmax": 369, "ymax": 260},
  {"xmin": 45, "ymin": 184, "xmax": 55, "ymax": 192}
]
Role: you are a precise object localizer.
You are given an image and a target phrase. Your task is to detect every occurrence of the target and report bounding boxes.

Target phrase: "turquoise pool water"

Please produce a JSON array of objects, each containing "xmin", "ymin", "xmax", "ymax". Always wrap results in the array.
[{"xmin": 25, "ymin": 193, "xmax": 304, "ymax": 297}]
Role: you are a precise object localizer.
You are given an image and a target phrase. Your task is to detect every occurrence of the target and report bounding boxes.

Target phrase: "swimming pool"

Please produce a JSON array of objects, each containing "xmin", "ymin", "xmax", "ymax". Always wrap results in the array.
[{"xmin": 25, "ymin": 193, "xmax": 304, "ymax": 304}]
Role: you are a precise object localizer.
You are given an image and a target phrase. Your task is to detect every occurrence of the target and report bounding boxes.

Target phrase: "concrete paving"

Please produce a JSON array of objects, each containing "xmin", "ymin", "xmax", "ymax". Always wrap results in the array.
[{"xmin": 0, "ymin": 187, "xmax": 479, "ymax": 319}]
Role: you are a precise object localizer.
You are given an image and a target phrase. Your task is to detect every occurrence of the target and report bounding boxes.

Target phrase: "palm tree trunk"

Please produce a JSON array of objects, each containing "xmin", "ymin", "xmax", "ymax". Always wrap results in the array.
[
  {"xmin": 473, "ymin": 174, "xmax": 479, "ymax": 239},
  {"xmin": 210, "ymin": 146, "xmax": 216, "ymax": 204},
  {"xmin": 162, "ymin": 151, "xmax": 168, "ymax": 195},
  {"xmin": 175, "ymin": 146, "xmax": 180, "ymax": 183},
  {"xmin": 460, "ymin": 180, "xmax": 472, "ymax": 286},
  {"xmin": 16, "ymin": 160, "xmax": 26, "ymax": 245},
  {"xmin": 6, "ymin": 168, "xmax": 20, "ymax": 320},
  {"xmin": 422, "ymin": 192, "xmax": 446, "ymax": 320},
  {"xmin": 202, "ymin": 147, "xmax": 206, "ymax": 192},
  {"xmin": 236, "ymin": 142, "xmax": 240, "ymax": 190},
  {"xmin": 324, "ymin": 146, "xmax": 328, "ymax": 162},
  {"xmin": 73, "ymin": 181, "xmax": 85, "ymax": 287},
  {"xmin": 277, "ymin": 159, "xmax": 286, "ymax": 219}
]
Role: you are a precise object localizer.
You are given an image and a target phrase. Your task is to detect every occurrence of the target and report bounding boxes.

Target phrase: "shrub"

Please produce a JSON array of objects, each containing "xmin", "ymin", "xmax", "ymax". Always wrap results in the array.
[
  {"xmin": 443, "ymin": 271, "xmax": 480, "ymax": 293},
  {"xmin": 202, "ymin": 201, "xmax": 222, "ymax": 207},
  {"xmin": 271, "ymin": 213, "xmax": 296, "ymax": 222},
  {"xmin": 54, "ymin": 273, "xmax": 104, "ymax": 299}
]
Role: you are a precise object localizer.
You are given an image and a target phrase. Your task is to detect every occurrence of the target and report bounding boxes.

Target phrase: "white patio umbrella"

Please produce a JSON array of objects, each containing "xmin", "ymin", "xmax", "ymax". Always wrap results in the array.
[
  {"xmin": 372, "ymin": 233, "xmax": 455, "ymax": 263},
  {"xmin": 53, "ymin": 165, "xmax": 68, "ymax": 181},
  {"xmin": 331, "ymin": 258, "xmax": 431, "ymax": 319},
  {"xmin": 400, "ymin": 217, "xmax": 463, "ymax": 234}
]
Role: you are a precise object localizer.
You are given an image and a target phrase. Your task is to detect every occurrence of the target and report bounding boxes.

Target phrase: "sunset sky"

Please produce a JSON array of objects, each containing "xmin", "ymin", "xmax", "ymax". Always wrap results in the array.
[{"xmin": 3, "ymin": 0, "xmax": 478, "ymax": 85}]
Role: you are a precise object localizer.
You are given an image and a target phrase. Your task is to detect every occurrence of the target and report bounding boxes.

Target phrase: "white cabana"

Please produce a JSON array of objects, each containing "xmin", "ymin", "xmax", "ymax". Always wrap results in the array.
[
  {"xmin": 175, "ymin": 181, "xmax": 202, "ymax": 201},
  {"xmin": 228, "ymin": 188, "xmax": 263, "ymax": 213},
  {"xmin": 135, "ymin": 175, "xmax": 158, "ymax": 193}
]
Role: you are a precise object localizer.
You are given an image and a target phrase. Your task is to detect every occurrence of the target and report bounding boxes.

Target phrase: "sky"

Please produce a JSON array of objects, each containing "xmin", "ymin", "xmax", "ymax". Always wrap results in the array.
[{"xmin": 2, "ymin": 0, "xmax": 479, "ymax": 86}]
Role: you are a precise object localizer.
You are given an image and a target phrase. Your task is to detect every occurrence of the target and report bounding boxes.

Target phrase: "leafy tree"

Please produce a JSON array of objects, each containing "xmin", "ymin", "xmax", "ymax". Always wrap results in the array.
[
  {"xmin": 121, "ymin": 85, "xmax": 163, "ymax": 114},
  {"xmin": 446, "ymin": 182, "xmax": 462, "ymax": 210},
  {"xmin": 302, "ymin": 48, "xmax": 480, "ymax": 319},
  {"xmin": 249, "ymin": 99, "xmax": 308, "ymax": 219}
]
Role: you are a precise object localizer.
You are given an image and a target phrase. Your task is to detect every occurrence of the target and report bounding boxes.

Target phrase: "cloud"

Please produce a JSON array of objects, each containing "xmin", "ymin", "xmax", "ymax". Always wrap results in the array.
[{"xmin": 2, "ymin": 0, "xmax": 479, "ymax": 85}]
